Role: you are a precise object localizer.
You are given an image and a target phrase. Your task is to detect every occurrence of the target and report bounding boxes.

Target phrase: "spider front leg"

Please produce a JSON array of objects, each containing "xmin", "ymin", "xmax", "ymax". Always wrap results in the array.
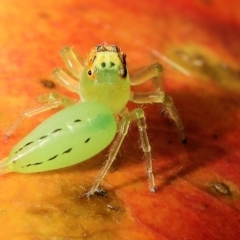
[
  {"xmin": 131, "ymin": 91, "xmax": 186, "ymax": 142},
  {"xmin": 52, "ymin": 46, "xmax": 84, "ymax": 93},
  {"xmin": 5, "ymin": 48, "xmax": 82, "ymax": 138},
  {"xmin": 130, "ymin": 63, "xmax": 163, "ymax": 89},
  {"xmin": 131, "ymin": 108, "xmax": 156, "ymax": 192},
  {"xmin": 86, "ymin": 114, "xmax": 131, "ymax": 197},
  {"xmin": 130, "ymin": 63, "xmax": 186, "ymax": 142},
  {"xmin": 6, "ymin": 47, "xmax": 84, "ymax": 138},
  {"xmin": 86, "ymin": 108, "xmax": 156, "ymax": 197}
]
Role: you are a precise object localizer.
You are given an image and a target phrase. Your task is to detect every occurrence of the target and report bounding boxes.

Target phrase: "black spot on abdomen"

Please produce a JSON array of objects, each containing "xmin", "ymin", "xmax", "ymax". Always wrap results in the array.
[
  {"xmin": 24, "ymin": 141, "xmax": 33, "ymax": 147},
  {"xmin": 52, "ymin": 128, "xmax": 62, "ymax": 133},
  {"xmin": 15, "ymin": 141, "xmax": 34, "ymax": 153},
  {"xmin": 22, "ymin": 162, "xmax": 43, "ymax": 168},
  {"xmin": 39, "ymin": 135, "xmax": 48, "ymax": 140},
  {"xmin": 62, "ymin": 148, "xmax": 72, "ymax": 154},
  {"xmin": 48, "ymin": 155, "xmax": 58, "ymax": 161},
  {"xmin": 74, "ymin": 119, "xmax": 81, "ymax": 123}
]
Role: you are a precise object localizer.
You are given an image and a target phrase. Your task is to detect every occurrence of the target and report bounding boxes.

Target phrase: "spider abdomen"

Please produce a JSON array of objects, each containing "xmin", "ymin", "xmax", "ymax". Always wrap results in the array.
[{"xmin": 2, "ymin": 102, "xmax": 117, "ymax": 173}]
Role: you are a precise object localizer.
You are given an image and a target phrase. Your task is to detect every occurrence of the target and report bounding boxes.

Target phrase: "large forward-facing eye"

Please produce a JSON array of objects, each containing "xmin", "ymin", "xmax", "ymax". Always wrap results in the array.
[
  {"xmin": 88, "ymin": 70, "xmax": 92, "ymax": 76},
  {"xmin": 87, "ymin": 69, "xmax": 95, "ymax": 80}
]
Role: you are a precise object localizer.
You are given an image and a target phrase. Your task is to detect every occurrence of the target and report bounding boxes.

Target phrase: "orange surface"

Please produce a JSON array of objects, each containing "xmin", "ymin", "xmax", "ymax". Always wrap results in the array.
[{"xmin": 0, "ymin": 0, "xmax": 240, "ymax": 239}]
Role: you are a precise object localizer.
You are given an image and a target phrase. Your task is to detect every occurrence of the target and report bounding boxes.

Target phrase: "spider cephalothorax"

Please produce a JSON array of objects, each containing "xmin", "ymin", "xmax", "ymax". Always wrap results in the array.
[{"xmin": 86, "ymin": 44, "xmax": 127, "ymax": 78}]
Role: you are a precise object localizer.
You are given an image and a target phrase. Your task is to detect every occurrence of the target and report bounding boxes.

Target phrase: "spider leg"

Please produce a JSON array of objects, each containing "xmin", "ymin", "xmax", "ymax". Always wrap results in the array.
[
  {"xmin": 86, "ymin": 113, "xmax": 131, "ymax": 197},
  {"xmin": 5, "ymin": 97, "xmax": 67, "ymax": 138},
  {"xmin": 36, "ymin": 92, "xmax": 76, "ymax": 106},
  {"xmin": 130, "ymin": 63, "xmax": 163, "ymax": 89},
  {"xmin": 130, "ymin": 62, "xmax": 185, "ymax": 142},
  {"xmin": 131, "ymin": 108, "xmax": 156, "ymax": 192},
  {"xmin": 52, "ymin": 47, "xmax": 84, "ymax": 93},
  {"xmin": 59, "ymin": 46, "xmax": 84, "ymax": 78},
  {"xmin": 52, "ymin": 67, "xmax": 79, "ymax": 93},
  {"xmin": 86, "ymin": 107, "xmax": 157, "ymax": 197},
  {"xmin": 131, "ymin": 91, "xmax": 186, "ymax": 143}
]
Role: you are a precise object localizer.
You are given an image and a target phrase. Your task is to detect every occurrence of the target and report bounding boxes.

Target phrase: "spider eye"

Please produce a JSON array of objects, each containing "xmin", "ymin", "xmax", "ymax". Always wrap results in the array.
[
  {"xmin": 87, "ymin": 69, "xmax": 95, "ymax": 79},
  {"xmin": 87, "ymin": 70, "xmax": 92, "ymax": 76}
]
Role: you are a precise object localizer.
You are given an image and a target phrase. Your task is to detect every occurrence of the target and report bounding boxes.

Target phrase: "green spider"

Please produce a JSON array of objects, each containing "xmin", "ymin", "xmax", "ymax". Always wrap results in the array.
[{"xmin": 1, "ymin": 44, "xmax": 185, "ymax": 196}]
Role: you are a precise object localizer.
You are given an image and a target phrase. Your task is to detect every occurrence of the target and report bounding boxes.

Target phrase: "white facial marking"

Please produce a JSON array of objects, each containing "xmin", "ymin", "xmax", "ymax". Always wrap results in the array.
[{"xmin": 94, "ymin": 52, "xmax": 121, "ymax": 70}]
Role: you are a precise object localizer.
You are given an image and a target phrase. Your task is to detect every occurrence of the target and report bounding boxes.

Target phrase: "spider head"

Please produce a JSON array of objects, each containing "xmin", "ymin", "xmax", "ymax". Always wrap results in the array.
[
  {"xmin": 80, "ymin": 44, "xmax": 131, "ymax": 114},
  {"xmin": 85, "ymin": 44, "xmax": 127, "ymax": 80}
]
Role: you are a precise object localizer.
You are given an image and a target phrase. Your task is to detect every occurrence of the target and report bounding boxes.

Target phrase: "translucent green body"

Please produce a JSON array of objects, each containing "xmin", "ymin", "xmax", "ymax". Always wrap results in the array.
[{"xmin": 4, "ymin": 102, "xmax": 117, "ymax": 173}]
